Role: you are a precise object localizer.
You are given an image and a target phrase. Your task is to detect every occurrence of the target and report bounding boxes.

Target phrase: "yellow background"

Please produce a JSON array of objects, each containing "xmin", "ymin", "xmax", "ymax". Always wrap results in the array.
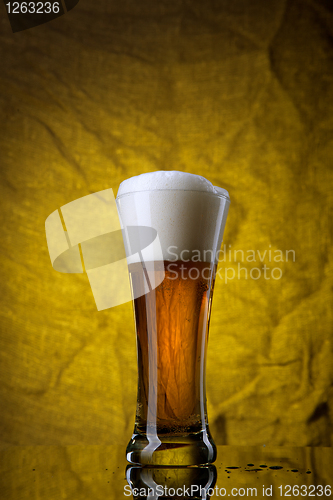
[{"xmin": 0, "ymin": 0, "xmax": 332, "ymax": 448}]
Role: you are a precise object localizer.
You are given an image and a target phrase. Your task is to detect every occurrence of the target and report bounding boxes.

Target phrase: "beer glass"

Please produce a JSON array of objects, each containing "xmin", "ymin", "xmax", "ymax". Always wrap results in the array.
[{"xmin": 116, "ymin": 182, "xmax": 230, "ymax": 466}]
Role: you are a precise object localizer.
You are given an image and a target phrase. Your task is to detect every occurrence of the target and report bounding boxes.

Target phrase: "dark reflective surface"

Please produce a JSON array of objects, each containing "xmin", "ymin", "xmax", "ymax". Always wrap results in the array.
[{"xmin": 0, "ymin": 445, "xmax": 331, "ymax": 499}]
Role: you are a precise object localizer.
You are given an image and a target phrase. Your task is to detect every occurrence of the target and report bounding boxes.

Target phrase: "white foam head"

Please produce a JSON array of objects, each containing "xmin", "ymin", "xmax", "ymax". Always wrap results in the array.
[
  {"xmin": 116, "ymin": 171, "xmax": 230, "ymax": 263},
  {"xmin": 117, "ymin": 171, "xmax": 226, "ymax": 196}
]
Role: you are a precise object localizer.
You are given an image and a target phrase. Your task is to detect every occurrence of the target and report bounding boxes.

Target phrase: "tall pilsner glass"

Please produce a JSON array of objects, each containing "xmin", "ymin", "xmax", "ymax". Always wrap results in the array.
[{"xmin": 116, "ymin": 172, "xmax": 230, "ymax": 466}]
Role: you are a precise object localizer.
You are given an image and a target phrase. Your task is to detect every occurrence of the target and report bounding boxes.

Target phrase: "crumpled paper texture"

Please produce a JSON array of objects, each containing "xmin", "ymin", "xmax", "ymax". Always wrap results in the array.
[{"xmin": 0, "ymin": 0, "xmax": 332, "ymax": 447}]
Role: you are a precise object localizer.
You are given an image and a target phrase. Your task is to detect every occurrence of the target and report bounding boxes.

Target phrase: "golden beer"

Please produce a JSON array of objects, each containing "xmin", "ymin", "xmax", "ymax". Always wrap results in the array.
[{"xmin": 131, "ymin": 261, "xmax": 215, "ymax": 435}]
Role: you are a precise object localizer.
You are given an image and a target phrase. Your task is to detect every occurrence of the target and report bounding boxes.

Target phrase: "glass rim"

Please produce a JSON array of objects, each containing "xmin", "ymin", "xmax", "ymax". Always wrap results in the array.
[{"xmin": 116, "ymin": 188, "xmax": 230, "ymax": 202}]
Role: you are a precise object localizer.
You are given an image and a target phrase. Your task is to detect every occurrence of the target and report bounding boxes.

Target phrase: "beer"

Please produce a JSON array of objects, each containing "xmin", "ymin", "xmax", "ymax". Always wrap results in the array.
[
  {"xmin": 130, "ymin": 260, "xmax": 216, "ymax": 434},
  {"xmin": 116, "ymin": 171, "xmax": 230, "ymax": 465}
]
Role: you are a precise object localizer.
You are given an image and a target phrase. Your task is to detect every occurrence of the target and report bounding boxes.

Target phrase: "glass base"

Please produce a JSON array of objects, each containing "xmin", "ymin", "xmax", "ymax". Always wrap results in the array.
[{"xmin": 126, "ymin": 430, "xmax": 217, "ymax": 466}]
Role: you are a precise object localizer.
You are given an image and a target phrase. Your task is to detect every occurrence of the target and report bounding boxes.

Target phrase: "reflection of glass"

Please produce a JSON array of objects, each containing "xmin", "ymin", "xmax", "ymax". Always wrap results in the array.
[
  {"xmin": 117, "ymin": 182, "xmax": 230, "ymax": 466},
  {"xmin": 126, "ymin": 465, "xmax": 217, "ymax": 500}
]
